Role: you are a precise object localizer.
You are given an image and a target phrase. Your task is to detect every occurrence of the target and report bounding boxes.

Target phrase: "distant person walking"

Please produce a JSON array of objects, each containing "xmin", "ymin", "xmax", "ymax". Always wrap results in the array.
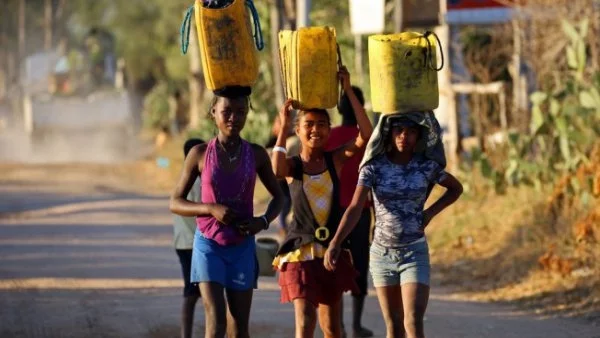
[
  {"xmin": 265, "ymin": 116, "xmax": 299, "ymax": 237},
  {"xmin": 324, "ymin": 86, "xmax": 373, "ymax": 338},
  {"xmin": 173, "ymin": 138, "xmax": 204, "ymax": 338}
]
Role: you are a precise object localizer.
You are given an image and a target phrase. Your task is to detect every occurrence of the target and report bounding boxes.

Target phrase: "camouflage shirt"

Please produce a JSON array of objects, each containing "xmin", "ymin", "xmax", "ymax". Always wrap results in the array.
[{"xmin": 358, "ymin": 154, "xmax": 447, "ymax": 247}]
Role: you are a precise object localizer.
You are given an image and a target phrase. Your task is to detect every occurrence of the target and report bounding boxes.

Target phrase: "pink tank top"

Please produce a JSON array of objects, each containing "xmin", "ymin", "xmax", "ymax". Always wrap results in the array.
[{"xmin": 196, "ymin": 138, "xmax": 256, "ymax": 245}]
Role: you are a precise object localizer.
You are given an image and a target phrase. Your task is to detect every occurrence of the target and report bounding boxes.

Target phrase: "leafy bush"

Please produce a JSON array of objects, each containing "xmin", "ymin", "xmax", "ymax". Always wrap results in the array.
[
  {"xmin": 187, "ymin": 117, "xmax": 217, "ymax": 142},
  {"xmin": 143, "ymin": 82, "xmax": 171, "ymax": 130},
  {"xmin": 473, "ymin": 19, "xmax": 600, "ymax": 194}
]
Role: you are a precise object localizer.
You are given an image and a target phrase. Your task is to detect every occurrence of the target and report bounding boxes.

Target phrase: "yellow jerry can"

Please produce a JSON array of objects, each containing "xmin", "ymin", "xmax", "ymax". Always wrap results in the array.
[
  {"xmin": 194, "ymin": 0, "xmax": 260, "ymax": 91},
  {"xmin": 368, "ymin": 31, "xmax": 444, "ymax": 114},
  {"xmin": 279, "ymin": 26, "xmax": 339, "ymax": 110}
]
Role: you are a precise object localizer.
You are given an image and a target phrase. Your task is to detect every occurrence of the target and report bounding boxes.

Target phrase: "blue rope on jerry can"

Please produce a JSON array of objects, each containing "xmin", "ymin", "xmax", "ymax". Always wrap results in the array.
[
  {"xmin": 180, "ymin": 0, "xmax": 264, "ymax": 55},
  {"xmin": 180, "ymin": 5, "xmax": 194, "ymax": 55},
  {"xmin": 245, "ymin": 0, "xmax": 264, "ymax": 51}
]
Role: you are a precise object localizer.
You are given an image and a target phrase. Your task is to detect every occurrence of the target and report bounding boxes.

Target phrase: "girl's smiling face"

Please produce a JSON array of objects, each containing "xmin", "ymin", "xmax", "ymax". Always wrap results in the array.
[{"xmin": 296, "ymin": 110, "xmax": 331, "ymax": 149}]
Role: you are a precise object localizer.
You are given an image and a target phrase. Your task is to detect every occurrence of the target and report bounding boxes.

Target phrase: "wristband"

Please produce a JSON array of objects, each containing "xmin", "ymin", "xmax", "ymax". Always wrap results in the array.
[
  {"xmin": 273, "ymin": 146, "xmax": 287, "ymax": 154},
  {"xmin": 260, "ymin": 215, "xmax": 269, "ymax": 230}
]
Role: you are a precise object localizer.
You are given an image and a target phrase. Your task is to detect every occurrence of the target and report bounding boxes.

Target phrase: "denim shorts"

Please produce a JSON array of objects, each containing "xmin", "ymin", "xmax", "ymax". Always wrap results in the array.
[
  {"xmin": 369, "ymin": 238, "xmax": 430, "ymax": 287},
  {"xmin": 190, "ymin": 230, "xmax": 258, "ymax": 291}
]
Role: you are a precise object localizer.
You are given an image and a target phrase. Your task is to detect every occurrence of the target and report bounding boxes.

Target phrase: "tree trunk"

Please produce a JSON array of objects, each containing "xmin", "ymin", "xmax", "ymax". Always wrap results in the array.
[
  {"xmin": 282, "ymin": 0, "xmax": 296, "ymax": 30},
  {"xmin": 394, "ymin": 0, "xmax": 403, "ymax": 32},
  {"xmin": 510, "ymin": 15, "xmax": 528, "ymax": 120},
  {"xmin": 474, "ymin": 94, "xmax": 485, "ymax": 152},
  {"xmin": 188, "ymin": 20, "xmax": 203, "ymax": 129},
  {"xmin": 18, "ymin": 0, "xmax": 25, "ymax": 61},
  {"xmin": 0, "ymin": 55, "xmax": 4, "ymax": 101},
  {"xmin": 0, "ymin": 47, "xmax": 5, "ymax": 101},
  {"xmin": 54, "ymin": 0, "xmax": 67, "ymax": 45},
  {"xmin": 271, "ymin": 0, "xmax": 284, "ymax": 107},
  {"xmin": 0, "ymin": 1, "xmax": 7, "ymax": 101},
  {"xmin": 434, "ymin": 21, "xmax": 459, "ymax": 171},
  {"xmin": 44, "ymin": 0, "xmax": 53, "ymax": 51},
  {"xmin": 7, "ymin": 53, "xmax": 15, "ymax": 92}
]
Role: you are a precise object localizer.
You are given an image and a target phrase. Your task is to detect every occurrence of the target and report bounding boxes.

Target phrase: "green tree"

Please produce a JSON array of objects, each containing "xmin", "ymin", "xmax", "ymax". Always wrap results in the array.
[{"xmin": 64, "ymin": 0, "xmax": 381, "ymax": 142}]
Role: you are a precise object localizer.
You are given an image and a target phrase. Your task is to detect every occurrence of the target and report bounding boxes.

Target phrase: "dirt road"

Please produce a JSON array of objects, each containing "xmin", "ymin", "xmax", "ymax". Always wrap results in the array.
[{"xmin": 1, "ymin": 178, "xmax": 599, "ymax": 338}]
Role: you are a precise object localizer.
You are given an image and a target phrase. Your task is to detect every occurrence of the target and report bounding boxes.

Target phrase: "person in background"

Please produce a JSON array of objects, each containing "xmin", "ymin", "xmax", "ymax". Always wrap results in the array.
[
  {"xmin": 173, "ymin": 138, "xmax": 205, "ymax": 338},
  {"xmin": 324, "ymin": 86, "xmax": 373, "ymax": 338},
  {"xmin": 266, "ymin": 116, "xmax": 299, "ymax": 237}
]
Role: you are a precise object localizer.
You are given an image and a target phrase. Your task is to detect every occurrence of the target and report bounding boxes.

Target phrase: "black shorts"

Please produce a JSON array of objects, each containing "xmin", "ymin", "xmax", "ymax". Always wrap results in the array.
[
  {"xmin": 347, "ymin": 209, "xmax": 372, "ymax": 296},
  {"xmin": 176, "ymin": 249, "xmax": 201, "ymax": 297}
]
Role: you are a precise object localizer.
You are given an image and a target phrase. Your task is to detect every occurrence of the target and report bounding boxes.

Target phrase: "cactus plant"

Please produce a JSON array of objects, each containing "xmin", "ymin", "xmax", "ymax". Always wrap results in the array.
[{"xmin": 473, "ymin": 19, "xmax": 600, "ymax": 195}]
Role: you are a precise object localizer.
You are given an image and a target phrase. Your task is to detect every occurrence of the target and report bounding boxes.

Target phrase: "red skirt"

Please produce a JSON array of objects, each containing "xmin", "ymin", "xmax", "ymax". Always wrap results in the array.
[{"xmin": 277, "ymin": 250, "xmax": 359, "ymax": 306}]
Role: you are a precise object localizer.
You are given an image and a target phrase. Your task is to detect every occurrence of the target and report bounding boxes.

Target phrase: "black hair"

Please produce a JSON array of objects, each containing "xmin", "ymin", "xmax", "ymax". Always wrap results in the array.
[
  {"xmin": 208, "ymin": 86, "xmax": 252, "ymax": 113},
  {"xmin": 338, "ymin": 86, "xmax": 364, "ymax": 125},
  {"xmin": 207, "ymin": 94, "xmax": 252, "ymax": 119},
  {"xmin": 294, "ymin": 108, "xmax": 331, "ymax": 129},
  {"xmin": 213, "ymin": 85, "xmax": 251, "ymax": 97},
  {"xmin": 184, "ymin": 138, "xmax": 204, "ymax": 157}
]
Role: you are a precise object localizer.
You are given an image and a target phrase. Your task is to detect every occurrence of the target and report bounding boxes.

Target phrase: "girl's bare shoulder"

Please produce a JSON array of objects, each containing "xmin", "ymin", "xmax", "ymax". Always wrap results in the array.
[{"xmin": 187, "ymin": 143, "xmax": 209, "ymax": 170}]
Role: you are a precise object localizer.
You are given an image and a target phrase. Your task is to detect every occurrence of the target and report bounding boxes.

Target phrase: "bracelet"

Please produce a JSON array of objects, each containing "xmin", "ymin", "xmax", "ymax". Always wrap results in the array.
[
  {"xmin": 260, "ymin": 215, "xmax": 269, "ymax": 230},
  {"xmin": 273, "ymin": 146, "xmax": 287, "ymax": 154}
]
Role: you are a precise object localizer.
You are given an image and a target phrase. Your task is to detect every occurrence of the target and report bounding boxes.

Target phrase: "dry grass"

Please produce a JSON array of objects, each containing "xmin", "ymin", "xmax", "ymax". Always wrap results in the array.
[{"xmin": 428, "ymin": 154, "xmax": 600, "ymax": 322}]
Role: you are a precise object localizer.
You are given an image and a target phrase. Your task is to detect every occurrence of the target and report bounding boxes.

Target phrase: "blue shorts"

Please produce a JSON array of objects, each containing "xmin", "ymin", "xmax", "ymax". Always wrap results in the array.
[
  {"xmin": 191, "ymin": 230, "xmax": 258, "ymax": 290},
  {"xmin": 369, "ymin": 239, "xmax": 430, "ymax": 287}
]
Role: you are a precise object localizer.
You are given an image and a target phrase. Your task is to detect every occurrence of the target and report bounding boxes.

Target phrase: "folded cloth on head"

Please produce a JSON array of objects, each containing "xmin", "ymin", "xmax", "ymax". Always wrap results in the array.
[{"xmin": 359, "ymin": 111, "xmax": 446, "ymax": 170}]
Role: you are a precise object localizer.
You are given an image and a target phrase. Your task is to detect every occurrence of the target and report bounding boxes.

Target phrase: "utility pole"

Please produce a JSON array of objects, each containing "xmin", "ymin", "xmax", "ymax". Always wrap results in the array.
[
  {"xmin": 296, "ymin": 0, "xmax": 311, "ymax": 28},
  {"xmin": 434, "ymin": 0, "xmax": 459, "ymax": 171}
]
